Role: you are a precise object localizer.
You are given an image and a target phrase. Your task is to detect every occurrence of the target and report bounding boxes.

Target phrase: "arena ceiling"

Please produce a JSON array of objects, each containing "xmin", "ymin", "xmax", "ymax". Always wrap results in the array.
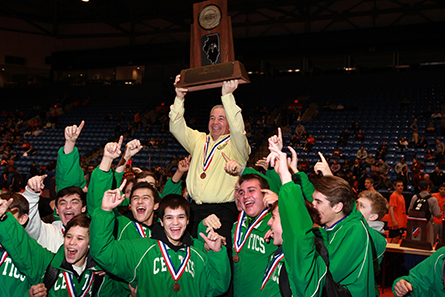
[{"xmin": 1, "ymin": 0, "xmax": 444, "ymax": 43}]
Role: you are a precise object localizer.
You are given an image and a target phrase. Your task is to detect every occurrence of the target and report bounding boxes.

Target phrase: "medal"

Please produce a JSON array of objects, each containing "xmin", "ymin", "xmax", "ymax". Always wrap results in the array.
[
  {"xmin": 233, "ymin": 255, "xmax": 239, "ymax": 263},
  {"xmin": 158, "ymin": 240, "xmax": 190, "ymax": 290},
  {"xmin": 233, "ymin": 209, "xmax": 269, "ymax": 253},
  {"xmin": 202, "ymin": 135, "xmax": 230, "ymax": 178},
  {"xmin": 173, "ymin": 283, "xmax": 181, "ymax": 292}
]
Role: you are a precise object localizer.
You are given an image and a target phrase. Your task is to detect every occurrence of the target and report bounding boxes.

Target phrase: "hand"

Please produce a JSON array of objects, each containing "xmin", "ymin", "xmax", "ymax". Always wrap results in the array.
[
  {"xmin": 262, "ymin": 189, "xmax": 278, "ymax": 207},
  {"xmin": 314, "ymin": 152, "xmax": 333, "ymax": 176},
  {"xmin": 222, "ymin": 152, "xmax": 241, "ymax": 176},
  {"xmin": 174, "ymin": 75, "xmax": 188, "ymax": 100},
  {"xmin": 392, "ymin": 221, "xmax": 399, "ymax": 229},
  {"xmin": 177, "ymin": 155, "xmax": 191, "ymax": 173},
  {"xmin": 200, "ymin": 228, "xmax": 222, "ymax": 252},
  {"xmin": 255, "ymin": 157, "xmax": 268, "ymax": 171},
  {"xmin": 0, "ymin": 198, "xmax": 13, "ymax": 218},
  {"xmin": 203, "ymin": 214, "xmax": 221, "ymax": 230},
  {"xmin": 29, "ymin": 283, "xmax": 47, "ymax": 297},
  {"xmin": 267, "ymin": 144, "xmax": 292, "ymax": 184},
  {"xmin": 222, "ymin": 80, "xmax": 239, "ymax": 96},
  {"xmin": 393, "ymin": 279, "xmax": 413, "ymax": 297},
  {"xmin": 65, "ymin": 121, "xmax": 85, "ymax": 143},
  {"xmin": 129, "ymin": 284, "xmax": 138, "ymax": 297},
  {"xmin": 123, "ymin": 139, "xmax": 142, "ymax": 160},
  {"xmin": 264, "ymin": 229, "xmax": 273, "ymax": 243},
  {"xmin": 27, "ymin": 175, "xmax": 47, "ymax": 193},
  {"xmin": 103, "ymin": 136, "xmax": 123, "ymax": 160},
  {"xmin": 287, "ymin": 146, "xmax": 298, "ymax": 174},
  {"xmin": 101, "ymin": 180, "xmax": 127, "ymax": 211},
  {"xmin": 268, "ymin": 128, "xmax": 283, "ymax": 151}
]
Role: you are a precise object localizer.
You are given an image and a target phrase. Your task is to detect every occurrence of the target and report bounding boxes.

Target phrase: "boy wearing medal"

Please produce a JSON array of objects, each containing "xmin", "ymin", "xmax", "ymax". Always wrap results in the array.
[
  {"xmin": 0, "ymin": 192, "xmax": 33, "ymax": 297},
  {"xmin": 0, "ymin": 206, "xmax": 115, "ymax": 297},
  {"xmin": 232, "ymin": 174, "xmax": 278, "ymax": 297},
  {"xmin": 90, "ymin": 187, "xmax": 231, "ymax": 297}
]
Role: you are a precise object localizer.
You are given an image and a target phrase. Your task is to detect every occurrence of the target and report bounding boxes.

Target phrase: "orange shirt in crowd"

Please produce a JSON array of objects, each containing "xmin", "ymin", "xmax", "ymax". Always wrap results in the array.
[
  {"xmin": 432, "ymin": 193, "xmax": 445, "ymax": 225},
  {"xmin": 388, "ymin": 191, "xmax": 407, "ymax": 229}
]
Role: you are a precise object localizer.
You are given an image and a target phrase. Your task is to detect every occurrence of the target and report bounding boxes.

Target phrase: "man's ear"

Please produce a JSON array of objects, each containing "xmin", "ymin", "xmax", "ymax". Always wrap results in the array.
[
  {"xmin": 369, "ymin": 213, "xmax": 379, "ymax": 222},
  {"xmin": 18, "ymin": 213, "xmax": 29, "ymax": 226},
  {"xmin": 154, "ymin": 203, "xmax": 159, "ymax": 211},
  {"xmin": 332, "ymin": 202, "xmax": 344, "ymax": 214}
]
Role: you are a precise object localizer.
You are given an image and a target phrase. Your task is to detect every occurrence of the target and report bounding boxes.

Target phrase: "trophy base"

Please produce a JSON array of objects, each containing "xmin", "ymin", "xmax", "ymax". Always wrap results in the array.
[
  {"xmin": 400, "ymin": 239, "xmax": 432, "ymax": 251},
  {"xmin": 176, "ymin": 61, "xmax": 250, "ymax": 92}
]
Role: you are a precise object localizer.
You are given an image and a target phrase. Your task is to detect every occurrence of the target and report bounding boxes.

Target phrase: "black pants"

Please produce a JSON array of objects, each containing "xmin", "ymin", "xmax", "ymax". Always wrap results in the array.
[
  {"xmin": 188, "ymin": 200, "xmax": 239, "ymax": 245},
  {"xmin": 188, "ymin": 200, "xmax": 239, "ymax": 297}
]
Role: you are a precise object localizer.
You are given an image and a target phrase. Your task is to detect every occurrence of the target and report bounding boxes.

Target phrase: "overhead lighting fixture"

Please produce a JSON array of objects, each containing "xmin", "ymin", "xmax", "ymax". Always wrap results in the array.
[{"xmin": 82, "ymin": 0, "xmax": 89, "ymax": 2}]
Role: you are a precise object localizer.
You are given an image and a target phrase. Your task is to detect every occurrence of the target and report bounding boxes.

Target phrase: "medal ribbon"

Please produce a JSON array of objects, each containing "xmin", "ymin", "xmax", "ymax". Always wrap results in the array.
[
  {"xmin": 61, "ymin": 225, "xmax": 66, "ymax": 235},
  {"xmin": 134, "ymin": 222, "xmax": 147, "ymax": 238},
  {"xmin": 158, "ymin": 241, "xmax": 190, "ymax": 281},
  {"xmin": 202, "ymin": 135, "xmax": 230, "ymax": 172},
  {"xmin": 62, "ymin": 271, "xmax": 95, "ymax": 297},
  {"xmin": 0, "ymin": 251, "xmax": 8, "ymax": 266},
  {"xmin": 260, "ymin": 252, "xmax": 284, "ymax": 290},
  {"xmin": 234, "ymin": 208, "xmax": 269, "ymax": 253}
]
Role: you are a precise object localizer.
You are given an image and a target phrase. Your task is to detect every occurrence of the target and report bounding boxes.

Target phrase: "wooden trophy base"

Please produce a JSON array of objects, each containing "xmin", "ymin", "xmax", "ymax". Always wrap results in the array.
[
  {"xmin": 400, "ymin": 239, "xmax": 432, "ymax": 251},
  {"xmin": 176, "ymin": 61, "xmax": 250, "ymax": 92}
]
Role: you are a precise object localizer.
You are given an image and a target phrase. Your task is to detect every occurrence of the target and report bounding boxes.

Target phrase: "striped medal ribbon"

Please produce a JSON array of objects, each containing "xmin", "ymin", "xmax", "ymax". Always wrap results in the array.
[
  {"xmin": 234, "ymin": 208, "xmax": 269, "ymax": 253},
  {"xmin": 202, "ymin": 135, "xmax": 230, "ymax": 172},
  {"xmin": 158, "ymin": 241, "xmax": 190, "ymax": 282},
  {"xmin": 260, "ymin": 252, "xmax": 284, "ymax": 290},
  {"xmin": 134, "ymin": 222, "xmax": 147, "ymax": 238},
  {"xmin": 0, "ymin": 250, "xmax": 8, "ymax": 266},
  {"xmin": 62, "ymin": 270, "xmax": 95, "ymax": 297}
]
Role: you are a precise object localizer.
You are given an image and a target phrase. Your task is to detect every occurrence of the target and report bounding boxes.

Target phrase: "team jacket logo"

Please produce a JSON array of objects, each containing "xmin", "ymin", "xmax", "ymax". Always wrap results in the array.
[{"xmin": 153, "ymin": 256, "xmax": 195, "ymax": 278}]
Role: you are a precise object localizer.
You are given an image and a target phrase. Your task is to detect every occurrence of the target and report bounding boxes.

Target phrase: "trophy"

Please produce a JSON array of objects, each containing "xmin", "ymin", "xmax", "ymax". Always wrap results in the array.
[
  {"xmin": 400, "ymin": 211, "xmax": 433, "ymax": 250},
  {"xmin": 175, "ymin": 0, "xmax": 250, "ymax": 92}
]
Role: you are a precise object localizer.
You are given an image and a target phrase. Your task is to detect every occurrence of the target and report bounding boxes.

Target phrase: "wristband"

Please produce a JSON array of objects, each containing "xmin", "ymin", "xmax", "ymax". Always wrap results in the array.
[{"xmin": 0, "ymin": 213, "xmax": 7, "ymax": 222}]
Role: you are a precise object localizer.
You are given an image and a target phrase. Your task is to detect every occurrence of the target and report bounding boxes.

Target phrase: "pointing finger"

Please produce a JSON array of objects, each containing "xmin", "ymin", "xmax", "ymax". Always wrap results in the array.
[{"xmin": 221, "ymin": 152, "xmax": 230, "ymax": 163}]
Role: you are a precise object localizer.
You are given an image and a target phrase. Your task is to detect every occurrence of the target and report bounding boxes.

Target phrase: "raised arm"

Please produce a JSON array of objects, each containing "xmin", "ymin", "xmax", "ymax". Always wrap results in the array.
[
  {"xmin": 269, "ymin": 147, "xmax": 327, "ymax": 297},
  {"xmin": 56, "ymin": 121, "xmax": 86, "ymax": 191},
  {"xmin": 169, "ymin": 75, "xmax": 203, "ymax": 154},
  {"xmin": 23, "ymin": 175, "xmax": 46, "ymax": 240},
  {"xmin": 90, "ymin": 181, "xmax": 141, "ymax": 282},
  {"xmin": 87, "ymin": 138, "xmax": 123, "ymax": 215},
  {"xmin": 0, "ymin": 199, "xmax": 53, "ymax": 285},
  {"xmin": 221, "ymin": 80, "xmax": 251, "ymax": 162}
]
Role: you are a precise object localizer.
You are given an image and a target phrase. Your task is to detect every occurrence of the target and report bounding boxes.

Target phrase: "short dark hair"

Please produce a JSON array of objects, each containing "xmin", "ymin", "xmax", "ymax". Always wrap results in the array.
[
  {"xmin": 313, "ymin": 176, "xmax": 354, "ymax": 215},
  {"xmin": 135, "ymin": 171, "xmax": 157, "ymax": 183},
  {"xmin": 130, "ymin": 182, "xmax": 160, "ymax": 204},
  {"xmin": 239, "ymin": 174, "xmax": 270, "ymax": 190},
  {"xmin": 394, "ymin": 180, "xmax": 404, "ymax": 187},
  {"xmin": 158, "ymin": 194, "xmax": 190, "ymax": 220},
  {"xmin": 122, "ymin": 176, "xmax": 135, "ymax": 192},
  {"xmin": 0, "ymin": 192, "xmax": 29, "ymax": 217},
  {"xmin": 56, "ymin": 186, "xmax": 86, "ymax": 207},
  {"xmin": 365, "ymin": 177, "xmax": 374, "ymax": 184},
  {"xmin": 65, "ymin": 214, "xmax": 91, "ymax": 236},
  {"xmin": 419, "ymin": 180, "xmax": 429, "ymax": 191},
  {"xmin": 358, "ymin": 190, "xmax": 389, "ymax": 221},
  {"xmin": 439, "ymin": 183, "xmax": 445, "ymax": 189}
]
